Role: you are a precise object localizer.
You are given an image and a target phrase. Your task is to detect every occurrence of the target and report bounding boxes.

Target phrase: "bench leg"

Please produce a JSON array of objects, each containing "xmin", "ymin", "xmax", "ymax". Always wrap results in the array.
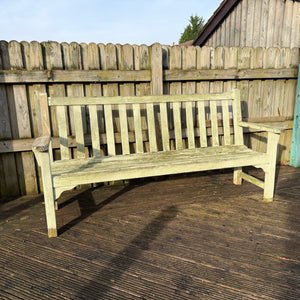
[
  {"xmin": 263, "ymin": 132, "xmax": 280, "ymax": 202},
  {"xmin": 233, "ymin": 167, "xmax": 243, "ymax": 185},
  {"xmin": 263, "ymin": 168, "xmax": 276, "ymax": 202},
  {"xmin": 39, "ymin": 152, "xmax": 57, "ymax": 237}
]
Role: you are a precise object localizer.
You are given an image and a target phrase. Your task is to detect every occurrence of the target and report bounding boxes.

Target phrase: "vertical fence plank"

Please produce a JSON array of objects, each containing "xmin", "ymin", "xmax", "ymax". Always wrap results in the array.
[
  {"xmin": 119, "ymin": 44, "xmax": 135, "ymax": 153},
  {"xmin": 291, "ymin": 1, "xmax": 300, "ymax": 48},
  {"xmin": 196, "ymin": 46, "xmax": 210, "ymax": 147},
  {"xmin": 86, "ymin": 43, "xmax": 104, "ymax": 156},
  {"xmin": 253, "ymin": 0, "xmax": 262, "ymax": 47},
  {"xmin": 6, "ymin": 41, "xmax": 38, "ymax": 194},
  {"xmin": 102, "ymin": 44, "xmax": 119, "ymax": 156},
  {"xmin": 44, "ymin": 41, "xmax": 68, "ymax": 160},
  {"xmin": 0, "ymin": 41, "xmax": 19, "ymax": 197},
  {"xmin": 266, "ymin": 0, "xmax": 276, "ymax": 48},
  {"xmin": 135, "ymin": 45, "xmax": 152, "ymax": 152},
  {"xmin": 62, "ymin": 42, "xmax": 87, "ymax": 159},
  {"xmin": 183, "ymin": 47, "xmax": 196, "ymax": 149},
  {"xmin": 210, "ymin": 47, "xmax": 224, "ymax": 145},
  {"xmin": 170, "ymin": 46, "xmax": 182, "ymax": 150},
  {"xmin": 25, "ymin": 42, "xmax": 49, "ymax": 183},
  {"xmin": 151, "ymin": 43, "xmax": 164, "ymax": 151}
]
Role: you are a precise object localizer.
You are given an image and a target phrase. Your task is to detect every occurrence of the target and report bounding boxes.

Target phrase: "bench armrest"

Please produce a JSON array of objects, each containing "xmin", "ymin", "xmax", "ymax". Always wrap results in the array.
[
  {"xmin": 32, "ymin": 135, "xmax": 51, "ymax": 152},
  {"xmin": 238, "ymin": 121, "xmax": 287, "ymax": 134}
]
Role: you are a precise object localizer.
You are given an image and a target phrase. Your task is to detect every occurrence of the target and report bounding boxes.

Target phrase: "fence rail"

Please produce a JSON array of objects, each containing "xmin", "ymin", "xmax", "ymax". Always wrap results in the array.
[{"xmin": 0, "ymin": 40, "xmax": 299, "ymax": 197}]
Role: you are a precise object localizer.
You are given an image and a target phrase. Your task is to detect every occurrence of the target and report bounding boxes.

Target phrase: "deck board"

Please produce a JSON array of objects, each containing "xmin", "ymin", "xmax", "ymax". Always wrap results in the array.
[{"xmin": 0, "ymin": 166, "xmax": 300, "ymax": 299}]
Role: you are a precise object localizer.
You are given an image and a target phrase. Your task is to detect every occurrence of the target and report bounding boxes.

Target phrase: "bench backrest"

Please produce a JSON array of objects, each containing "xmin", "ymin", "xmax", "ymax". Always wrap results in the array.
[{"xmin": 39, "ymin": 89, "xmax": 243, "ymax": 160}]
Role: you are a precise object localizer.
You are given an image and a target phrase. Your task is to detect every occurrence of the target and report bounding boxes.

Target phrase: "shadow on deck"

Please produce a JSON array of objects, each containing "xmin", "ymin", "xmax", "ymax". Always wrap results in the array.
[{"xmin": 0, "ymin": 166, "xmax": 299, "ymax": 299}]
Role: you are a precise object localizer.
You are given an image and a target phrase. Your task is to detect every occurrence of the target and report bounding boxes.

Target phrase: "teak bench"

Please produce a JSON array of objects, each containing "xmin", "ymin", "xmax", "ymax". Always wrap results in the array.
[{"xmin": 33, "ymin": 89, "xmax": 284, "ymax": 237}]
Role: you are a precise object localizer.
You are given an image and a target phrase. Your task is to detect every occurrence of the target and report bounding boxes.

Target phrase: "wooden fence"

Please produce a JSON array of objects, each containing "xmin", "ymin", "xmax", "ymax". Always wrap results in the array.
[
  {"xmin": 203, "ymin": 0, "xmax": 300, "ymax": 48},
  {"xmin": 0, "ymin": 41, "xmax": 299, "ymax": 197}
]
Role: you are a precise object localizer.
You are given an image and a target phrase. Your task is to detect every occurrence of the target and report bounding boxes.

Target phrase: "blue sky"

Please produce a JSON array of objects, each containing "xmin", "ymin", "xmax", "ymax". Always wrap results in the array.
[{"xmin": 1, "ymin": 0, "xmax": 223, "ymax": 45}]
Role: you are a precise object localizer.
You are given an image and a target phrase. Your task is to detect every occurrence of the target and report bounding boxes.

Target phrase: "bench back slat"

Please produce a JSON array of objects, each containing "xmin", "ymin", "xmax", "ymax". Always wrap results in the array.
[
  {"xmin": 89, "ymin": 105, "xmax": 101, "ymax": 157},
  {"xmin": 103, "ymin": 104, "xmax": 116, "ymax": 156},
  {"xmin": 118, "ymin": 104, "xmax": 130, "ymax": 155},
  {"xmin": 46, "ymin": 89, "xmax": 243, "ymax": 159},
  {"xmin": 210, "ymin": 101, "xmax": 219, "ymax": 147},
  {"xmin": 160, "ymin": 103, "xmax": 170, "ymax": 151},
  {"xmin": 132, "ymin": 104, "xmax": 144, "ymax": 153},
  {"xmin": 146, "ymin": 103, "xmax": 158, "ymax": 152},
  {"xmin": 197, "ymin": 101, "xmax": 208, "ymax": 147},
  {"xmin": 222, "ymin": 100, "xmax": 231, "ymax": 146},
  {"xmin": 73, "ymin": 106, "xmax": 86, "ymax": 159},
  {"xmin": 56, "ymin": 106, "xmax": 70, "ymax": 160},
  {"xmin": 173, "ymin": 102, "xmax": 183, "ymax": 150},
  {"xmin": 186, "ymin": 101, "xmax": 195, "ymax": 149},
  {"xmin": 232, "ymin": 89, "xmax": 244, "ymax": 145}
]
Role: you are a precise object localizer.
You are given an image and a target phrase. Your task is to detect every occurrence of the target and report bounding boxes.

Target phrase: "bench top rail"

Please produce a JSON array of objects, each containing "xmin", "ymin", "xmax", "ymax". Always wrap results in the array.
[{"xmin": 48, "ymin": 92, "xmax": 235, "ymax": 106}]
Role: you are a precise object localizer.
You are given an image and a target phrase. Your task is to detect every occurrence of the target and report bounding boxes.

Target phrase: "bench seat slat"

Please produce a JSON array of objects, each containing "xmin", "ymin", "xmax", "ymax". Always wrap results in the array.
[
  {"xmin": 51, "ymin": 145, "xmax": 254, "ymax": 171},
  {"xmin": 52, "ymin": 146, "xmax": 267, "ymax": 188}
]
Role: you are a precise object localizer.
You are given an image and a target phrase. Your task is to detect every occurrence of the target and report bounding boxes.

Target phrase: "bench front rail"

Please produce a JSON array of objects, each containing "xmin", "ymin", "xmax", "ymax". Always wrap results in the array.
[{"xmin": 32, "ymin": 89, "xmax": 284, "ymax": 237}]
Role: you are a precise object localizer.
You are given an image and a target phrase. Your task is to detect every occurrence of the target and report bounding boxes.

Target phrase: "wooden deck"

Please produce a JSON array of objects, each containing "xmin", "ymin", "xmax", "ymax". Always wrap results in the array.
[{"xmin": 0, "ymin": 166, "xmax": 299, "ymax": 299}]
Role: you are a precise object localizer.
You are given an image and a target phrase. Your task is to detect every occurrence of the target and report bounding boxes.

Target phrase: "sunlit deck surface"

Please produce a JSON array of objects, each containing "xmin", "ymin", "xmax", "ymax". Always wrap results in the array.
[{"xmin": 0, "ymin": 166, "xmax": 299, "ymax": 299}]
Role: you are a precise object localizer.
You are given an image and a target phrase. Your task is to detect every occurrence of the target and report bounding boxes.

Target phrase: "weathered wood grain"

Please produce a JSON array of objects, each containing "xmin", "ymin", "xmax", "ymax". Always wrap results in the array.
[
  {"xmin": 203, "ymin": 0, "xmax": 300, "ymax": 48},
  {"xmin": 6, "ymin": 41, "xmax": 38, "ymax": 195}
]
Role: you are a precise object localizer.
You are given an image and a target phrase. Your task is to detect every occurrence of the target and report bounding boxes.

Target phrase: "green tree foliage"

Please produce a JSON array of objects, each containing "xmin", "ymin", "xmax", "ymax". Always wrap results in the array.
[{"xmin": 179, "ymin": 15, "xmax": 205, "ymax": 44}]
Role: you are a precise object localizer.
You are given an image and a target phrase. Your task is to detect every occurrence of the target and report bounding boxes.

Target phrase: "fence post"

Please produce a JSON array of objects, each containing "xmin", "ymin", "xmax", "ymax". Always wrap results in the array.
[{"xmin": 290, "ymin": 64, "xmax": 300, "ymax": 167}]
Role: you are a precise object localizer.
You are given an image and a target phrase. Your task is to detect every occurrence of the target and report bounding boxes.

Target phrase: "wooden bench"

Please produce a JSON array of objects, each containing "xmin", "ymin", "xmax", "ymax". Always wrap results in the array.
[{"xmin": 33, "ymin": 89, "xmax": 284, "ymax": 237}]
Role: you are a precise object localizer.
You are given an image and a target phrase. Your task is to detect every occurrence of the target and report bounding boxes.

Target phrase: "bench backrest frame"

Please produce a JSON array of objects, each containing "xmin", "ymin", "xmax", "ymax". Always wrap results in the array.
[{"xmin": 39, "ymin": 89, "xmax": 244, "ymax": 160}]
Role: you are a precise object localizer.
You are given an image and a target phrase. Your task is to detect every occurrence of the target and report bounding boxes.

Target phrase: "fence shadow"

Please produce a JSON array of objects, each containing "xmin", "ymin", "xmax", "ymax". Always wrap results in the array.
[{"xmin": 76, "ymin": 205, "xmax": 179, "ymax": 299}]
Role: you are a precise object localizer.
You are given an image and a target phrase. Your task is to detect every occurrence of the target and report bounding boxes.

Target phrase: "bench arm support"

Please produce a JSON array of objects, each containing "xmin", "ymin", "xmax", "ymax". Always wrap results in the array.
[{"xmin": 238, "ymin": 121, "xmax": 287, "ymax": 134}]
